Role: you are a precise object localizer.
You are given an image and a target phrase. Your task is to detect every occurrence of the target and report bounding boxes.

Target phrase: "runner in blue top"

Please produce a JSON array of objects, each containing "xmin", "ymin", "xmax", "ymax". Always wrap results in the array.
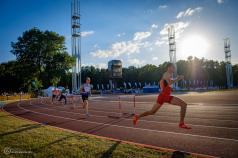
[{"xmin": 80, "ymin": 77, "xmax": 91, "ymax": 117}]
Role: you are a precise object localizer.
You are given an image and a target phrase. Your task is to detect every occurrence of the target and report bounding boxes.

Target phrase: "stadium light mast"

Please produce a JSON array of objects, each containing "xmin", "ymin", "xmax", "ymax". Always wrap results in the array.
[
  {"xmin": 71, "ymin": 0, "xmax": 81, "ymax": 92},
  {"xmin": 168, "ymin": 25, "xmax": 177, "ymax": 88},
  {"xmin": 224, "ymin": 38, "xmax": 233, "ymax": 88}
]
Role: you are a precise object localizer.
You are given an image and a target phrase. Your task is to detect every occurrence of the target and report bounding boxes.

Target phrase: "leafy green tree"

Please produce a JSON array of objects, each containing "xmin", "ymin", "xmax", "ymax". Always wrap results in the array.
[
  {"xmin": 0, "ymin": 61, "xmax": 22, "ymax": 92},
  {"xmin": 50, "ymin": 77, "xmax": 61, "ymax": 87},
  {"xmin": 233, "ymin": 64, "xmax": 238, "ymax": 86},
  {"xmin": 1, "ymin": 30, "xmax": 238, "ymax": 94},
  {"xmin": 138, "ymin": 64, "xmax": 160, "ymax": 83},
  {"xmin": 10, "ymin": 28, "xmax": 74, "ymax": 91}
]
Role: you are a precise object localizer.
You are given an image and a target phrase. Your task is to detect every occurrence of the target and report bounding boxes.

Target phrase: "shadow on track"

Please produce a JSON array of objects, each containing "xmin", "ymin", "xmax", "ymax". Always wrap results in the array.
[
  {"xmin": 83, "ymin": 115, "xmax": 133, "ymax": 134},
  {"xmin": 100, "ymin": 141, "xmax": 121, "ymax": 158},
  {"xmin": 0, "ymin": 124, "xmax": 42, "ymax": 137},
  {"xmin": 32, "ymin": 133, "xmax": 87, "ymax": 152},
  {"xmin": 171, "ymin": 151, "xmax": 191, "ymax": 158}
]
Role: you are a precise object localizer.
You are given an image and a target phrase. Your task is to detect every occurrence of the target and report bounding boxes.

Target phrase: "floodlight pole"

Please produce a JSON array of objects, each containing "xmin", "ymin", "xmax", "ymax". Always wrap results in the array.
[
  {"xmin": 224, "ymin": 38, "xmax": 233, "ymax": 88},
  {"xmin": 168, "ymin": 25, "xmax": 177, "ymax": 88},
  {"xmin": 71, "ymin": 0, "xmax": 81, "ymax": 92}
]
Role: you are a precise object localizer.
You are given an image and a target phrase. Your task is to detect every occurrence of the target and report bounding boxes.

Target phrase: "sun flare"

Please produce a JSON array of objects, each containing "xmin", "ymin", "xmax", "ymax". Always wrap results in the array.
[{"xmin": 179, "ymin": 34, "xmax": 209, "ymax": 58}]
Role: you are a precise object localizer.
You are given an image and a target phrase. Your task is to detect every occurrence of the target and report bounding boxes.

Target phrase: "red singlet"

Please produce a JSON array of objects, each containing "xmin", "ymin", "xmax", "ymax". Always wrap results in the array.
[
  {"xmin": 52, "ymin": 89, "xmax": 60, "ymax": 96},
  {"xmin": 157, "ymin": 80, "xmax": 173, "ymax": 105}
]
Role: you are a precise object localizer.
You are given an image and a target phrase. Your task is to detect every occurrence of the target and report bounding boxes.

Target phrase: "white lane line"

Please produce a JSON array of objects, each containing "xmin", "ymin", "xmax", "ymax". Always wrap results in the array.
[
  {"xmin": 90, "ymin": 100, "xmax": 238, "ymax": 110},
  {"xmin": 91, "ymin": 99, "xmax": 238, "ymax": 106},
  {"xmin": 32, "ymin": 101, "xmax": 238, "ymax": 118},
  {"xmin": 89, "ymin": 100, "xmax": 238, "ymax": 109},
  {"xmin": 36, "ymin": 97, "xmax": 238, "ymax": 110},
  {"xmin": 28, "ymin": 100, "xmax": 238, "ymax": 122},
  {"xmin": 27, "ymin": 102, "xmax": 238, "ymax": 130},
  {"xmin": 87, "ymin": 102, "xmax": 238, "ymax": 115},
  {"xmin": 17, "ymin": 103, "xmax": 238, "ymax": 143}
]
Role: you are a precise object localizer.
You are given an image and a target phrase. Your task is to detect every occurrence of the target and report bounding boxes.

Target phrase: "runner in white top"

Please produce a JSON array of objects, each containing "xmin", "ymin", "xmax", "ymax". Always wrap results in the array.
[{"xmin": 80, "ymin": 77, "xmax": 91, "ymax": 117}]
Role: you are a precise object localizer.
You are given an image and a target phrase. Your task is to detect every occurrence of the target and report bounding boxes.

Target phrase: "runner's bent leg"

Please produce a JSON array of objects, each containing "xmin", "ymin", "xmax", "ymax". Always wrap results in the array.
[
  {"xmin": 170, "ymin": 96, "xmax": 187, "ymax": 123},
  {"xmin": 133, "ymin": 102, "xmax": 162, "ymax": 125},
  {"xmin": 85, "ymin": 100, "xmax": 89, "ymax": 115},
  {"xmin": 81, "ymin": 97, "xmax": 85, "ymax": 108},
  {"xmin": 170, "ymin": 96, "xmax": 191, "ymax": 129},
  {"xmin": 63, "ymin": 95, "xmax": 67, "ymax": 104},
  {"xmin": 138, "ymin": 103, "xmax": 162, "ymax": 118},
  {"xmin": 51, "ymin": 95, "xmax": 55, "ymax": 104}
]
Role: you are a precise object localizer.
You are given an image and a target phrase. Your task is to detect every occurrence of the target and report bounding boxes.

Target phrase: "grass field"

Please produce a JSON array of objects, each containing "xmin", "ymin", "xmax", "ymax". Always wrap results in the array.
[{"xmin": 0, "ymin": 109, "xmax": 198, "ymax": 158}]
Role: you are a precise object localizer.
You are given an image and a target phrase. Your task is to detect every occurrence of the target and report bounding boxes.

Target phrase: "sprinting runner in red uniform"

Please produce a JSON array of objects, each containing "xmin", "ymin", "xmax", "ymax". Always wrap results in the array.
[{"xmin": 133, "ymin": 63, "xmax": 191, "ymax": 129}]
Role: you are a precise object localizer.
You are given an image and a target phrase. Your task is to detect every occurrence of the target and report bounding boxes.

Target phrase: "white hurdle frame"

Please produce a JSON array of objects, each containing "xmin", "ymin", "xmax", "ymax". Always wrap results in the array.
[
  {"xmin": 34, "ymin": 94, "xmax": 78, "ymax": 108},
  {"xmin": 118, "ymin": 95, "xmax": 136, "ymax": 117}
]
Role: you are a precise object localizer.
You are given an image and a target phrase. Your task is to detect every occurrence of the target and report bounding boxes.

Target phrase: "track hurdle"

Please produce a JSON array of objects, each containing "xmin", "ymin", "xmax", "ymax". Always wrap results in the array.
[{"xmin": 108, "ymin": 95, "xmax": 136, "ymax": 118}]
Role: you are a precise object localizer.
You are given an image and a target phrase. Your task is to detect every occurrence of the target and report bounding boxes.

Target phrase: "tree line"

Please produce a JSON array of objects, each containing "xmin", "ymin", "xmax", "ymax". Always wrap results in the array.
[
  {"xmin": 0, "ymin": 28, "xmax": 237, "ymax": 93},
  {"xmin": 82, "ymin": 57, "xmax": 237, "ymax": 89}
]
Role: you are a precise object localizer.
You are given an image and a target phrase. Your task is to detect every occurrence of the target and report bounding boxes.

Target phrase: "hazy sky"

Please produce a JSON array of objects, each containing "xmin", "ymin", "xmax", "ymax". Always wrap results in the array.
[{"xmin": 0, "ymin": 0, "xmax": 238, "ymax": 67}]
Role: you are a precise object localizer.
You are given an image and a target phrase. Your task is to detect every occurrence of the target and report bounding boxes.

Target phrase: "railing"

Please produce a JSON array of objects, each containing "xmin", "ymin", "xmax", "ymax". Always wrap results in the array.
[{"xmin": 0, "ymin": 94, "xmax": 31, "ymax": 101}]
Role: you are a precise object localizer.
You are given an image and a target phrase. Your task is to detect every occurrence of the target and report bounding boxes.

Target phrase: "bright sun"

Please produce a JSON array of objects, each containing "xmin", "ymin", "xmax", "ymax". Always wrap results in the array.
[{"xmin": 179, "ymin": 35, "xmax": 209, "ymax": 59}]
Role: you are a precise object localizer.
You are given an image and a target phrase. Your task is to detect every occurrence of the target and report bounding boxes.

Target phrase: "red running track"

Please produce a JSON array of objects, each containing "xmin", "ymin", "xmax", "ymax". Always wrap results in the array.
[{"xmin": 4, "ymin": 93, "xmax": 238, "ymax": 158}]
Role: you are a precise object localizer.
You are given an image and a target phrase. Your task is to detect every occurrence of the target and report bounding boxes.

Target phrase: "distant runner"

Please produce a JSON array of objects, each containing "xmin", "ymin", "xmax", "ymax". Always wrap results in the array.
[
  {"xmin": 58, "ymin": 88, "xmax": 67, "ymax": 105},
  {"xmin": 80, "ymin": 77, "xmax": 92, "ymax": 117},
  {"xmin": 52, "ymin": 88, "xmax": 60, "ymax": 104},
  {"xmin": 133, "ymin": 63, "xmax": 191, "ymax": 129}
]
